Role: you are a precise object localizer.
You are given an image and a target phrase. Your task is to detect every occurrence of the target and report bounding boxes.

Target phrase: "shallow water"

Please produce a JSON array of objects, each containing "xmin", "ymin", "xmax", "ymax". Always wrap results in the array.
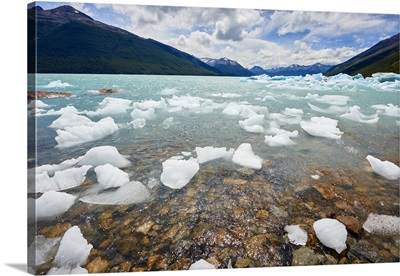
[{"xmin": 28, "ymin": 73, "xmax": 399, "ymax": 273}]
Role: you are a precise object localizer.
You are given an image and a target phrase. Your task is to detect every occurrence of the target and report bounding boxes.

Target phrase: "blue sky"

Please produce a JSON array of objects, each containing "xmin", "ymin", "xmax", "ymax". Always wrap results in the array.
[{"xmin": 35, "ymin": 0, "xmax": 399, "ymax": 69}]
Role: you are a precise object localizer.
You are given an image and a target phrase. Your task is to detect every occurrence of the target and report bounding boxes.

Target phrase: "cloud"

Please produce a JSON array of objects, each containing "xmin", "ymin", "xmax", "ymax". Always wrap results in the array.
[{"xmin": 69, "ymin": 2, "xmax": 95, "ymax": 17}]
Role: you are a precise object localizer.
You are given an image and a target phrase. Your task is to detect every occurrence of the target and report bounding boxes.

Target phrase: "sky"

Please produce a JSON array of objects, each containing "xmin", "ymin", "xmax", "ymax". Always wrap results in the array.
[{"xmin": 34, "ymin": 0, "xmax": 399, "ymax": 69}]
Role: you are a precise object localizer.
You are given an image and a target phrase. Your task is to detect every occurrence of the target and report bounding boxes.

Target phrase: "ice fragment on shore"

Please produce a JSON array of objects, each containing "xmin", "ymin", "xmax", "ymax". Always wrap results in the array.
[
  {"xmin": 129, "ymin": 118, "xmax": 146, "ymax": 129},
  {"xmin": 266, "ymin": 121, "xmax": 299, "ymax": 138},
  {"xmin": 35, "ymin": 166, "xmax": 92, "ymax": 193},
  {"xmin": 55, "ymin": 117, "xmax": 118, "ymax": 148},
  {"xmin": 284, "ymin": 225, "xmax": 308, "ymax": 245},
  {"xmin": 239, "ymin": 114, "xmax": 265, "ymax": 133},
  {"xmin": 366, "ymin": 155, "xmax": 400, "ymax": 180},
  {"xmin": 362, "ymin": 213, "xmax": 400, "ymax": 235},
  {"xmin": 47, "ymin": 226, "xmax": 92, "ymax": 275},
  {"xmin": 160, "ymin": 158, "xmax": 200, "ymax": 189},
  {"xmin": 232, "ymin": 143, "xmax": 263, "ymax": 170},
  {"xmin": 300, "ymin": 116, "xmax": 343, "ymax": 139},
  {"xmin": 86, "ymin": 97, "xmax": 131, "ymax": 116},
  {"xmin": 189, "ymin": 259, "xmax": 216, "ymax": 270},
  {"xmin": 80, "ymin": 181, "xmax": 150, "ymax": 205},
  {"xmin": 28, "ymin": 235, "xmax": 61, "ymax": 267},
  {"xmin": 35, "ymin": 191, "xmax": 76, "ymax": 221},
  {"xmin": 340, "ymin": 106, "xmax": 379, "ymax": 124},
  {"xmin": 265, "ymin": 133, "xmax": 296, "ymax": 147},
  {"xmin": 195, "ymin": 146, "xmax": 235, "ymax": 164},
  {"xmin": 78, "ymin": 146, "xmax": 131, "ymax": 168},
  {"xmin": 313, "ymin": 218, "xmax": 347, "ymax": 253},
  {"xmin": 162, "ymin": 117, "xmax": 174, "ymax": 129},
  {"xmin": 95, "ymin": 164, "xmax": 129, "ymax": 189}
]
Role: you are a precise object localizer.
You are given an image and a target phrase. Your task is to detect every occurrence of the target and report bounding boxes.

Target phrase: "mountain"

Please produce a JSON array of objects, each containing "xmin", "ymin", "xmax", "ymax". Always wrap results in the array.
[
  {"xmin": 249, "ymin": 63, "xmax": 333, "ymax": 76},
  {"xmin": 200, "ymin": 57, "xmax": 253, "ymax": 76},
  {"xmin": 27, "ymin": 5, "xmax": 222, "ymax": 75},
  {"xmin": 325, "ymin": 33, "xmax": 399, "ymax": 77}
]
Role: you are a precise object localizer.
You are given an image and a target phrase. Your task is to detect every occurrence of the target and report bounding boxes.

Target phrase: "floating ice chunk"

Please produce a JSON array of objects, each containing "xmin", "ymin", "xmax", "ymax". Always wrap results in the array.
[
  {"xmin": 49, "ymin": 113, "xmax": 94, "ymax": 129},
  {"xmin": 311, "ymin": 174, "xmax": 320, "ymax": 180},
  {"xmin": 55, "ymin": 117, "xmax": 118, "ymax": 148},
  {"xmin": 195, "ymin": 146, "xmax": 235, "ymax": 164},
  {"xmin": 371, "ymin": 104, "xmax": 400, "ymax": 117},
  {"xmin": 340, "ymin": 106, "xmax": 379, "ymax": 124},
  {"xmin": 306, "ymin": 93, "xmax": 350, "ymax": 106},
  {"xmin": 313, "ymin": 218, "xmax": 347, "ymax": 253},
  {"xmin": 159, "ymin": 88, "xmax": 177, "ymax": 95},
  {"xmin": 182, "ymin": 151, "xmax": 192, "ymax": 157},
  {"xmin": 362, "ymin": 213, "xmax": 400, "ymax": 235},
  {"xmin": 211, "ymin": 93, "xmax": 242, "ymax": 98},
  {"xmin": 239, "ymin": 114, "xmax": 265, "ymax": 133},
  {"xmin": 366, "ymin": 155, "xmax": 400, "ymax": 180},
  {"xmin": 300, "ymin": 117, "xmax": 343, "ymax": 139},
  {"xmin": 261, "ymin": 95, "xmax": 276, "ymax": 101},
  {"xmin": 28, "ymin": 235, "xmax": 61, "ymax": 267},
  {"xmin": 35, "ymin": 191, "xmax": 76, "ymax": 221},
  {"xmin": 162, "ymin": 117, "xmax": 174, "ymax": 129},
  {"xmin": 44, "ymin": 80, "xmax": 72, "ymax": 88},
  {"xmin": 240, "ymin": 106, "xmax": 258, "ymax": 118},
  {"xmin": 284, "ymin": 225, "xmax": 308, "ymax": 245},
  {"xmin": 78, "ymin": 146, "xmax": 131, "ymax": 168},
  {"xmin": 41, "ymin": 105, "xmax": 80, "ymax": 116},
  {"xmin": 133, "ymin": 98, "xmax": 167, "ymax": 110},
  {"xmin": 308, "ymin": 103, "xmax": 349, "ymax": 114},
  {"xmin": 95, "ymin": 164, "xmax": 129, "ymax": 189},
  {"xmin": 265, "ymin": 133, "xmax": 296, "ymax": 147},
  {"xmin": 80, "ymin": 181, "xmax": 150, "ymax": 205},
  {"xmin": 266, "ymin": 121, "xmax": 298, "ymax": 137},
  {"xmin": 189, "ymin": 259, "xmax": 216, "ymax": 270},
  {"xmin": 28, "ymin": 100, "xmax": 49, "ymax": 109},
  {"xmin": 283, "ymin": 107, "xmax": 304, "ymax": 116},
  {"xmin": 86, "ymin": 97, "xmax": 131, "ymax": 116},
  {"xmin": 35, "ymin": 166, "xmax": 92, "ymax": 193},
  {"xmin": 47, "ymin": 226, "xmax": 92, "ymax": 275},
  {"xmin": 270, "ymin": 113, "xmax": 302, "ymax": 125},
  {"xmin": 232, "ymin": 143, "xmax": 263, "ymax": 170},
  {"xmin": 131, "ymin": 108, "xmax": 155, "ymax": 120},
  {"xmin": 222, "ymin": 103, "xmax": 268, "ymax": 118},
  {"xmin": 160, "ymin": 158, "xmax": 200, "ymax": 189},
  {"xmin": 32, "ymin": 158, "xmax": 80, "ymax": 176},
  {"xmin": 129, "ymin": 118, "xmax": 146, "ymax": 129}
]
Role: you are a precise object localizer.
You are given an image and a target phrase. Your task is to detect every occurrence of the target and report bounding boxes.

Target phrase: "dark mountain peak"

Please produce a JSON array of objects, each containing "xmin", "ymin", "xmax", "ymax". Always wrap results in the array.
[
  {"xmin": 201, "ymin": 57, "xmax": 252, "ymax": 76},
  {"xmin": 29, "ymin": 5, "xmax": 43, "ymax": 11}
]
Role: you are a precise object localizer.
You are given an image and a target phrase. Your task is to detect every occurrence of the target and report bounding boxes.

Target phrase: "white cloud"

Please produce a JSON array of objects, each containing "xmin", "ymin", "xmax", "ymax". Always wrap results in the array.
[{"xmin": 69, "ymin": 2, "xmax": 95, "ymax": 17}]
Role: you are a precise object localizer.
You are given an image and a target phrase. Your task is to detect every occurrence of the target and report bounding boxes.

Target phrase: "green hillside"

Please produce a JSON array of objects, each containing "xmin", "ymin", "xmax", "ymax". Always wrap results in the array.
[
  {"xmin": 325, "ymin": 33, "xmax": 399, "ymax": 77},
  {"xmin": 28, "ymin": 5, "xmax": 222, "ymax": 75}
]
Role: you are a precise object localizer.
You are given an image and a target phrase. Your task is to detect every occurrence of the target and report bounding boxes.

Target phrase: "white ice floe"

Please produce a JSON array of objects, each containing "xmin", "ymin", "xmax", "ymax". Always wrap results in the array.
[
  {"xmin": 160, "ymin": 158, "xmax": 200, "ymax": 189},
  {"xmin": 270, "ymin": 113, "xmax": 302, "ymax": 125},
  {"xmin": 195, "ymin": 146, "xmax": 235, "ymax": 164},
  {"xmin": 311, "ymin": 174, "xmax": 320, "ymax": 180},
  {"xmin": 306, "ymin": 93, "xmax": 350, "ymax": 106},
  {"xmin": 162, "ymin": 117, "xmax": 174, "ymax": 129},
  {"xmin": 239, "ymin": 114, "xmax": 265, "ymax": 133},
  {"xmin": 189, "ymin": 259, "xmax": 216, "ymax": 270},
  {"xmin": 265, "ymin": 133, "xmax": 296, "ymax": 147},
  {"xmin": 159, "ymin": 88, "xmax": 177, "ymax": 95},
  {"xmin": 129, "ymin": 118, "xmax": 146, "ymax": 129},
  {"xmin": 32, "ymin": 158, "xmax": 80, "ymax": 176},
  {"xmin": 49, "ymin": 113, "xmax": 94, "ymax": 129},
  {"xmin": 131, "ymin": 108, "xmax": 155, "ymax": 120},
  {"xmin": 28, "ymin": 100, "xmax": 49, "ymax": 109},
  {"xmin": 35, "ymin": 166, "xmax": 92, "ymax": 193},
  {"xmin": 300, "ymin": 116, "xmax": 343, "ymax": 139},
  {"xmin": 366, "ymin": 155, "xmax": 400, "ymax": 180},
  {"xmin": 35, "ymin": 191, "xmax": 76, "ymax": 221},
  {"xmin": 232, "ymin": 143, "xmax": 263, "ymax": 170},
  {"xmin": 95, "ymin": 164, "xmax": 129, "ymax": 189},
  {"xmin": 211, "ymin": 93, "xmax": 242, "ymax": 98},
  {"xmin": 86, "ymin": 97, "xmax": 132, "ymax": 116},
  {"xmin": 340, "ymin": 106, "xmax": 379, "ymax": 124},
  {"xmin": 371, "ymin": 103, "xmax": 400, "ymax": 117},
  {"xmin": 284, "ymin": 225, "xmax": 308, "ymax": 245},
  {"xmin": 43, "ymin": 80, "xmax": 72, "ymax": 88},
  {"xmin": 362, "ymin": 213, "xmax": 400, "ymax": 235},
  {"xmin": 47, "ymin": 226, "xmax": 92, "ymax": 275},
  {"xmin": 78, "ymin": 146, "xmax": 131, "ymax": 168},
  {"xmin": 222, "ymin": 103, "xmax": 268, "ymax": 118},
  {"xmin": 308, "ymin": 103, "xmax": 349, "ymax": 115},
  {"xmin": 313, "ymin": 218, "xmax": 347, "ymax": 253},
  {"xmin": 133, "ymin": 98, "xmax": 167, "ymax": 110},
  {"xmin": 266, "ymin": 121, "xmax": 299, "ymax": 138},
  {"xmin": 80, "ymin": 181, "xmax": 150, "ymax": 205},
  {"xmin": 40, "ymin": 105, "xmax": 80, "ymax": 116},
  {"xmin": 28, "ymin": 235, "xmax": 61, "ymax": 267},
  {"xmin": 261, "ymin": 95, "xmax": 277, "ymax": 101},
  {"xmin": 283, "ymin": 107, "xmax": 304, "ymax": 116},
  {"xmin": 55, "ymin": 117, "xmax": 118, "ymax": 148}
]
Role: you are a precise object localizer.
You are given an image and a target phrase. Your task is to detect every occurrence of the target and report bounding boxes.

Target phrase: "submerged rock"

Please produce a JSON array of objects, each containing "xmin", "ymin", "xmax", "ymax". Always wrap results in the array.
[
  {"xmin": 99, "ymin": 88, "xmax": 119, "ymax": 94},
  {"xmin": 28, "ymin": 91, "xmax": 72, "ymax": 99},
  {"xmin": 292, "ymin": 247, "xmax": 325, "ymax": 266}
]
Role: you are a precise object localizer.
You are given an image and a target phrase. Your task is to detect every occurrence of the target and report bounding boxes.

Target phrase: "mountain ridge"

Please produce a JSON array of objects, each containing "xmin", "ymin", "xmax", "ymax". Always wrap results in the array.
[
  {"xmin": 249, "ymin": 63, "xmax": 333, "ymax": 76},
  {"xmin": 200, "ymin": 57, "xmax": 253, "ymax": 76}
]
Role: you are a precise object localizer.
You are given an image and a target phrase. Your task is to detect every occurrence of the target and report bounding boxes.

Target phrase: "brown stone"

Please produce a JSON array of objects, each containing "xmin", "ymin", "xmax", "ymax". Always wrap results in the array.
[
  {"xmin": 147, "ymin": 255, "xmax": 168, "ymax": 270},
  {"xmin": 223, "ymin": 178, "xmax": 248, "ymax": 185},
  {"xmin": 100, "ymin": 218, "xmax": 113, "ymax": 230},
  {"xmin": 39, "ymin": 223, "xmax": 72, "ymax": 238},
  {"xmin": 99, "ymin": 88, "xmax": 119, "ymax": 94},
  {"xmin": 28, "ymin": 91, "xmax": 72, "ymax": 99},
  {"xmin": 336, "ymin": 215, "xmax": 363, "ymax": 234},
  {"xmin": 205, "ymin": 257, "xmax": 219, "ymax": 268},
  {"xmin": 85, "ymin": 257, "xmax": 109, "ymax": 273},
  {"xmin": 234, "ymin": 258, "xmax": 254, "ymax": 268},
  {"xmin": 136, "ymin": 220, "xmax": 155, "ymax": 235},
  {"xmin": 99, "ymin": 239, "xmax": 113, "ymax": 249},
  {"xmin": 256, "ymin": 209, "xmax": 269, "ymax": 219},
  {"xmin": 118, "ymin": 261, "xmax": 132, "ymax": 272}
]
